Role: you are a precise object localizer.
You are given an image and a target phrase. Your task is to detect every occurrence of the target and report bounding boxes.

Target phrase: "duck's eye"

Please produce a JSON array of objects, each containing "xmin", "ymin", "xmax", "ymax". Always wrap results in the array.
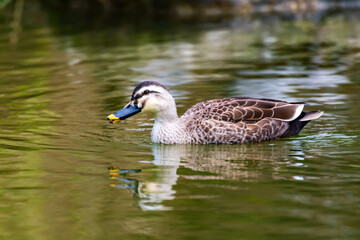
[{"xmin": 144, "ymin": 90, "xmax": 150, "ymax": 95}]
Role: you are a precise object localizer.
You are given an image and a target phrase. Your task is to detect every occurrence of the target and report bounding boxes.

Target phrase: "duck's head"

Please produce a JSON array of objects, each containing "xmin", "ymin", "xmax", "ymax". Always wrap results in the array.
[{"xmin": 107, "ymin": 81, "xmax": 176, "ymax": 123}]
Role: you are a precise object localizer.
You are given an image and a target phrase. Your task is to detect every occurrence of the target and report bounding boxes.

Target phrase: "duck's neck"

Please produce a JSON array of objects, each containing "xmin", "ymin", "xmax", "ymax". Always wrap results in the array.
[
  {"xmin": 155, "ymin": 102, "xmax": 179, "ymax": 124},
  {"xmin": 152, "ymin": 103, "xmax": 186, "ymax": 144}
]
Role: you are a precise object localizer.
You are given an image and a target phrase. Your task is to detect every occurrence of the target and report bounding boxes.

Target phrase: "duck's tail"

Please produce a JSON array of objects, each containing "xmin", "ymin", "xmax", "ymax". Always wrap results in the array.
[
  {"xmin": 281, "ymin": 110, "xmax": 323, "ymax": 138},
  {"xmin": 298, "ymin": 110, "xmax": 324, "ymax": 122}
]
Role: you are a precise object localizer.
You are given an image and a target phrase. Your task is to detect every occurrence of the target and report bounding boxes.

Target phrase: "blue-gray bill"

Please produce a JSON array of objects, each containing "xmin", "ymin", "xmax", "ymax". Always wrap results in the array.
[{"xmin": 107, "ymin": 101, "xmax": 141, "ymax": 123}]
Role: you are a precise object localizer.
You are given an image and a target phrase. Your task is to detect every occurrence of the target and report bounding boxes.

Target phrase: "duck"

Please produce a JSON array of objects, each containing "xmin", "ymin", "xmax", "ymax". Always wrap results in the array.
[{"xmin": 107, "ymin": 81, "xmax": 323, "ymax": 144}]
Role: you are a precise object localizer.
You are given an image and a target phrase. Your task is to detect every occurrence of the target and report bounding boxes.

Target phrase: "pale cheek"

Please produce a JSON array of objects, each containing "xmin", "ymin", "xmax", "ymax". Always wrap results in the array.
[{"xmin": 142, "ymin": 99, "xmax": 159, "ymax": 113}]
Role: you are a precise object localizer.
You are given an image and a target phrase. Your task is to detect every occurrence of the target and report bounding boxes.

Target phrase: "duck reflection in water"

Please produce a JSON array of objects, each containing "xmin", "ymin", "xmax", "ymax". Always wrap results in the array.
[{"xmin": 109, "ymin": 142, "xmax": 305, "ymax": 211}]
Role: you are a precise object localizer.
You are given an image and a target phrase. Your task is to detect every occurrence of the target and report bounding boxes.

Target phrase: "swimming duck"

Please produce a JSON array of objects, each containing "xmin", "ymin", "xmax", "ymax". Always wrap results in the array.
[{"xmin": 107, "ymin": 81, "xmax": 323, "ymax": 144}]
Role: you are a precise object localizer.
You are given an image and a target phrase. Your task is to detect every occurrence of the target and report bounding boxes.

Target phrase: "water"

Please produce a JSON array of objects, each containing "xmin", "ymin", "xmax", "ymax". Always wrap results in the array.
[{"xmin": 0, "ymin": 4, "xmax": 360, "ymax": 240}]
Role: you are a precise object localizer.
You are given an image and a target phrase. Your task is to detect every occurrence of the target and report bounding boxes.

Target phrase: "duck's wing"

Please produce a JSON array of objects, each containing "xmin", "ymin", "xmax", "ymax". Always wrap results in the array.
[{"xmin": 182, "ymin": 97, "xmax": 305, "ymax": 123}]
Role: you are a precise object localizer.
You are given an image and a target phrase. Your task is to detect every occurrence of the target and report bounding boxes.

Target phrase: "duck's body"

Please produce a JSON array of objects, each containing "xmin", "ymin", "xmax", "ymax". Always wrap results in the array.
[{"xmin": 108, "ymin": 81, "xmax": 323, "ymax": 144}]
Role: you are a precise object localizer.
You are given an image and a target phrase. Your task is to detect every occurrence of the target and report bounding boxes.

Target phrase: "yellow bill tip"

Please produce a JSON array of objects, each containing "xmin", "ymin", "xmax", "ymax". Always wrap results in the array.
[{"xmin": 107, "ymin": 114, "xmax": 120, "ymax": 123}]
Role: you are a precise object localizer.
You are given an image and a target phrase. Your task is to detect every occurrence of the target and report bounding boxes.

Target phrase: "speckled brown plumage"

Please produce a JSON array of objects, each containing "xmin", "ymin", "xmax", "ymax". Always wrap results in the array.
[{"xmin": 180, "ymin": 97, "xmax": 320, "ymax": 144}]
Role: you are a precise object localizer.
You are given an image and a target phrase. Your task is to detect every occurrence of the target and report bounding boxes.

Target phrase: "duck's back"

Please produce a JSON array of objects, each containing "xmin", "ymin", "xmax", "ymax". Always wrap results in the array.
[{"xmin": 180, "ymin": 97, "xmax": 322, "ymax": 144}]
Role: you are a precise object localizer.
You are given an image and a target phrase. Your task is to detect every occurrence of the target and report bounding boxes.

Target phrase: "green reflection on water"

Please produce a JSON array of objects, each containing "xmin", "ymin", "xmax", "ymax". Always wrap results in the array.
[{"xmin": 0, "ymin": 3, "xmax": 359, "ymax": 240}]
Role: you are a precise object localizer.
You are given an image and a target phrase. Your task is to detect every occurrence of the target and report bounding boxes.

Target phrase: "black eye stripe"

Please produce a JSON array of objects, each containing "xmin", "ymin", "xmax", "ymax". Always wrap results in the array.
[
  {"xmin": 144, "ymin": 90, "xmax": 158, "ymax": 95},
  {"xmin": 132, "ymin": 90, "xmax": 159, "ymax": 100}
]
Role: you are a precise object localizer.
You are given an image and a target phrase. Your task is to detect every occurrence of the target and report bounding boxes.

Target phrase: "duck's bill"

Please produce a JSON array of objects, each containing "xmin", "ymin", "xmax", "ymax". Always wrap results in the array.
[{"xmin": 107, "ymin": 102, "xmax": 141, "ymax": 123}]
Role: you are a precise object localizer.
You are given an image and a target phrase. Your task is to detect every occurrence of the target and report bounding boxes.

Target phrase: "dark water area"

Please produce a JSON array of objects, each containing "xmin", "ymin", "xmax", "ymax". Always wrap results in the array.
[{"xmin": 0, "ymin": 3, "xmax": 360, "ymax": 240}]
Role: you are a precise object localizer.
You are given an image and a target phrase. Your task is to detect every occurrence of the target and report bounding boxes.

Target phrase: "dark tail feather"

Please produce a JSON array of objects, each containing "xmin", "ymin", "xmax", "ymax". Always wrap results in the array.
[{"xmin": 281, "ymin": 110, "xmax": 323, "ymax": 138}]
